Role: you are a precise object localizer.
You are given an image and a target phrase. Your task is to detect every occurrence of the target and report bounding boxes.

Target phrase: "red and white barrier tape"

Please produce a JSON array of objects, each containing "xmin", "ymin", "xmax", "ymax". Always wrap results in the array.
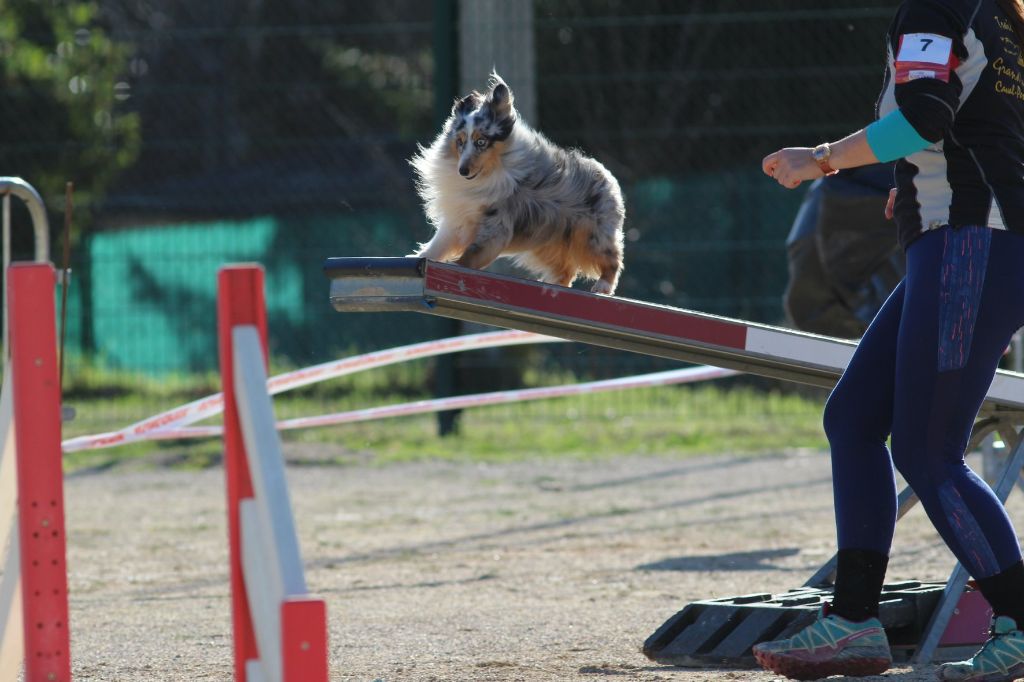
[
  {"xmin": 61, "ymin": 330, "xmax": 563, "ymax": 452},
  {"xmin": 80, "ymin": 365, "xmax": 739, "ymax": 442}
]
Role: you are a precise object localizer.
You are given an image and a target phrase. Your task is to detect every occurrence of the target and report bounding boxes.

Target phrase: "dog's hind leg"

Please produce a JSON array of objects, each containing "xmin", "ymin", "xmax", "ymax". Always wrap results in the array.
[
  {"xmin": 566, "ymin": 229, "xmax": 622, "ymax": 295},
  {"xmin": 591, "ymin": 264, "xmax": 619, "ymax": 295},
  {"xmin": 590, "ymin": 239, "xmax": 623, "ymax": 296}
]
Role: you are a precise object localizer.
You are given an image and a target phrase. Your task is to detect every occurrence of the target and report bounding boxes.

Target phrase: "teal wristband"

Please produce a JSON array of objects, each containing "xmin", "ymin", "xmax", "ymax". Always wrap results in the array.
[{"xmin": 865, "ymin": 109, "xmax": 931, "ymax": 162}]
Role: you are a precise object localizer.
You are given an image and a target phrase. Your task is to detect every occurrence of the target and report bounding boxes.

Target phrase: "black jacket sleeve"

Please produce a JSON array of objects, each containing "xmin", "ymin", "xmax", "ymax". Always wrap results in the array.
[{"xmin": 890, "ymin": 0, "xmax": 973, "ymax": 142}]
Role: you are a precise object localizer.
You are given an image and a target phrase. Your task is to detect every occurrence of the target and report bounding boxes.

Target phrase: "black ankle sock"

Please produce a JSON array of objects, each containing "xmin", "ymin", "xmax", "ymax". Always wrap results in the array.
[
  {"xmin": 830, "ymin": 548, "xmax": 889, "ymax": 622},
  {"xmin": 974, "ymin": 561, "xmax": 1024, "ymax": 628}
]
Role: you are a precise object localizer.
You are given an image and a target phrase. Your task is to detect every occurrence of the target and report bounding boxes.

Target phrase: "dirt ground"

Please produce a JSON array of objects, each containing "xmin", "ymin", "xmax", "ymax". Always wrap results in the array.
[{"xmin": 56, "ymin": 446, "xmax": 1024, "ymax": 682}]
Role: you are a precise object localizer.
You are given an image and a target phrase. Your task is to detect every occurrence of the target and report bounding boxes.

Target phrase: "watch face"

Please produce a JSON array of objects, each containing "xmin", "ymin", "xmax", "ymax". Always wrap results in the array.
[{"xmin": 811, "ymin": 145, "xmax": 837, "ymax": 175}]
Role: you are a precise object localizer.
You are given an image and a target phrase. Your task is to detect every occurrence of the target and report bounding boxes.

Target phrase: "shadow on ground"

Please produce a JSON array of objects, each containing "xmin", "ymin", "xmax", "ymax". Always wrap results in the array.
[{"xmin": 637, "ymin": 548, "xmax": 801, "ymax": 572}]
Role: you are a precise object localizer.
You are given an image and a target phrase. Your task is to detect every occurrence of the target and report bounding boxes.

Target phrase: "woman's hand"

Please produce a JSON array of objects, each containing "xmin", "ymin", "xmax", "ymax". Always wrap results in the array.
[
  {"xmin": 762, "ymin": 148, "xmax": 823, "ymax": 189},
  {"xmin": 885, "ymin": 188, "xmax": 897, "ymax": 220}
]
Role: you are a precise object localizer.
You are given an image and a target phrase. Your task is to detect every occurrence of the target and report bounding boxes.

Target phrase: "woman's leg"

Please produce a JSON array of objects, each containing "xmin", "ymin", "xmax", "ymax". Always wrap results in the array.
[
  {"xmin": 821, "ymin": 277, "xmax": 904, "ymax": 620},
  {"xmin": 752, "ymin": 281, "xmax": 906, "ymax": 679},
  {"xmin": 889, "ymin": 227, "xmax": 1024, "ymax": 619},
  {"xmin": 823, "ymin": 280, "xmax": 902, "ymax": 554}
]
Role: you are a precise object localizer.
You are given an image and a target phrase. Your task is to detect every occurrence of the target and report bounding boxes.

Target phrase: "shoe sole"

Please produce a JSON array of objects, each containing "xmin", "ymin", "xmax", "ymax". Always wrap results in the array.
[
  {"xmin": 753, "ymin": 648, "xmax": 891, "ymax": 680},
  {"xmin": 937, "ymin": 666, "xmax": 1024, "ymax": 682}
]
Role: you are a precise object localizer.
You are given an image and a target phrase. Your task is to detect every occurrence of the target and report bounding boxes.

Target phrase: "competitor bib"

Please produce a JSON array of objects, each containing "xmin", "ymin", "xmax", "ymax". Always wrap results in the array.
[{"xmin": 895, "ymin": 33, "xmax": 957, "ymax": 83}]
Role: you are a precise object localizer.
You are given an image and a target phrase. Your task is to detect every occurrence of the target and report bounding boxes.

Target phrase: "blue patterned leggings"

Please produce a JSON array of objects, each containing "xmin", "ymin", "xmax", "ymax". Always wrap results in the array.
[{"xmin": 825, "ymin": 225, "xmax": 1024, "ymax": 579}]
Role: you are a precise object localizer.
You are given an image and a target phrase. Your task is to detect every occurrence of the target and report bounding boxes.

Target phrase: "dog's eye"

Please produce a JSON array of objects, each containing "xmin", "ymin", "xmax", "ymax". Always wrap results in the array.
[
  {"xmin": 475, "ymin": 138, "xmax": 488, "ymax": 149},
  {"xmin": 456, "ymin": 137, "xmax": 464, "ymax": 148}
]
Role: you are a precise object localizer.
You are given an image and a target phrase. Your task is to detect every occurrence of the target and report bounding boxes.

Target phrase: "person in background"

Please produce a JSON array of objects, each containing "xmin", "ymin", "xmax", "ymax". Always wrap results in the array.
[
  {"xmin": 784, "ymin": 162, "xmax": 902, "ymax": 339},
  {"xmin": 755, "ymin": 0, "xmax": 1024, "ymax": 680}
]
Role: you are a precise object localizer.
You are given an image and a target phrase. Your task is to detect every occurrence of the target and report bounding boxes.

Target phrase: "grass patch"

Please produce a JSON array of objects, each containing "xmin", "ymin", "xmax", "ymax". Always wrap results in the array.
[{"xmin": 60, "ymin": 378, "xmax": 829, "ymax": 472}]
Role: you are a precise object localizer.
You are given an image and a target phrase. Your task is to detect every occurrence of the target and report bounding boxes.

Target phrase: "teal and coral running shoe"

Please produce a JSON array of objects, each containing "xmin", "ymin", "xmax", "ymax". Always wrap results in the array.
[
  {"xmin": 938, "ymin": 616, "xmax": 1024, "ymax": 682},
  {"xmin": 752, "ymin": 604, "xmax": 892, "ymax": 680}
]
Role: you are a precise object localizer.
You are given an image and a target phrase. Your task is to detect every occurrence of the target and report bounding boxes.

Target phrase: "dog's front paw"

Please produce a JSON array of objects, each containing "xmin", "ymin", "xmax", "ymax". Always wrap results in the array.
[{"xmin": 590, "ymin": 280, "xmax": 615, "ymax": 296}]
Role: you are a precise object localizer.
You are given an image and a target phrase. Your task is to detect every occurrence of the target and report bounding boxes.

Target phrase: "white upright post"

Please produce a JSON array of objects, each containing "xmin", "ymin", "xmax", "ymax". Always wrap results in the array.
[
  {"xmin": 0, "ymin": 370, "xmax": 21, "ymax": 682},
  {"xmin": 2, "ymin": 194, "xmax": 10, "ymax": 358}
]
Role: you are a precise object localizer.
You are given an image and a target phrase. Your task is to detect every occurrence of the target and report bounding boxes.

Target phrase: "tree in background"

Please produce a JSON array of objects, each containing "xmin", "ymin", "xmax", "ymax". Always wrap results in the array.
[{"xmin": 0, "ymin": 0, "xmax": 140, "ymax": 224}]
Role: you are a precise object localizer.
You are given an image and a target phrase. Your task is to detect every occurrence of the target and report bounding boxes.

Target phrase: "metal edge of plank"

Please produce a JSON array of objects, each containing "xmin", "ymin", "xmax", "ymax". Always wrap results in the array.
[
  {"xmin": 329, "ymin": 279, "xmax": 434, "ymax": 312},
  {"xmin": 326, "ymin": 257, "xmax": 431, "ymax": 312},
  {"xmin": 324, "ymin": 256, "xmax": 425, "ymax": 278}
]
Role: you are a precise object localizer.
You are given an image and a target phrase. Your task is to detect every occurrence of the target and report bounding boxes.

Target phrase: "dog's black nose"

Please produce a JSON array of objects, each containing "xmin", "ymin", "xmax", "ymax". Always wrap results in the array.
[{"xmin": 459, "ymin": 166, "xmax": 470, "ymax": 177}]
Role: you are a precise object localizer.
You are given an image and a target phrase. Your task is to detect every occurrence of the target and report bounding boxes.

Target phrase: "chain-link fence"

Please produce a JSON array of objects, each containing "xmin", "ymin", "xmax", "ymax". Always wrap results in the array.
[{"xmin": 1, "ymin": 1, "xmax": 896, "ymax": 432}]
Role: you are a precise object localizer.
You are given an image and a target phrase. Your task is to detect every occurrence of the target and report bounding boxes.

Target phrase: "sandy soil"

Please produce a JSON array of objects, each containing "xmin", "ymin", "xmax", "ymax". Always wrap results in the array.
[{"xmin": 53, "ymin": 447, "xmax": 1024, "ymax": 681}]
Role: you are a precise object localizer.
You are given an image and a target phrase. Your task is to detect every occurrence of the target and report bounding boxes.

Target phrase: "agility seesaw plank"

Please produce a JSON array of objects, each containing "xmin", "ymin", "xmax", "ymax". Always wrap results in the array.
[{"xmin": 323, "ymin": 257, "xmax": 1024, "ymax": 415}]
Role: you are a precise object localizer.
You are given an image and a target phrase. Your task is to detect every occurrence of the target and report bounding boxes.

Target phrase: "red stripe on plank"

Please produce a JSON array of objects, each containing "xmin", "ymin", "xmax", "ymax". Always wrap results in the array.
[{"xmin": 425, "ymin": 265, "xmax": 747, "ymax": 350}]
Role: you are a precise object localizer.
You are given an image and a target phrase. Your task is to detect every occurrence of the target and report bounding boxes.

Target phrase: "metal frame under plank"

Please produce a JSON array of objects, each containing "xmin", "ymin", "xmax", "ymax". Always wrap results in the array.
[{"xmin": 324, "ymin": 256, "xmax": 1024, "ymax": 664}]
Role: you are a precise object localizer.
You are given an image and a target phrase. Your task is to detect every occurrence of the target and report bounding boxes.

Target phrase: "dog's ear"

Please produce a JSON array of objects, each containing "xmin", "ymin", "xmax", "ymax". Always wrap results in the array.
[
  {"xmin": 453, "ymin": 92, "xmax": 482, "ymax": 116},
  {"xmin": 487, "ymin": 76, "xmax": 514, "ymax": 120},
  {"xmin": 485, "ymin": 75, "xmax": 516, "ymax": 140}
]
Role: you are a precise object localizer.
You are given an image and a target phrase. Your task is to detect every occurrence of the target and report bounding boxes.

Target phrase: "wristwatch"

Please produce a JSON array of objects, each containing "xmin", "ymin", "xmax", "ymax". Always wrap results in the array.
[{"xmin": 811, "ymin": 143, "xmax": 839, "ymax": 176}]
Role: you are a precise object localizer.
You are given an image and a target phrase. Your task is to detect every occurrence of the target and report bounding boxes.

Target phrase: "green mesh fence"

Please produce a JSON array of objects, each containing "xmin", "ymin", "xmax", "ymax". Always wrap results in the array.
[{"xmin": 1, "ymin": 1, "xmax": 892, "ymax": 430}]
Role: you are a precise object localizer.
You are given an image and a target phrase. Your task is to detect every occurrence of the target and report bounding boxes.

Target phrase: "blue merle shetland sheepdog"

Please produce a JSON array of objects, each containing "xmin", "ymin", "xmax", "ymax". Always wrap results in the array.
[{"xmin": 409, "ymin": 73, "xmax": 625, "ymax": 295}]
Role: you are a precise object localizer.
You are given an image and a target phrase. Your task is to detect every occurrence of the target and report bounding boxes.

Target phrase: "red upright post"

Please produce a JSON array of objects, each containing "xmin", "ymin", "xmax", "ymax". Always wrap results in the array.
[
  {"xmin": 9, "ymin": 263, "xmax": 71, "ymax": 681},
  {"xmin": 217, "ymin": 265, "xmax": 268, "ymax": 681},
  {"xmin": 281, "ymin": 598, "xmax": 328, "ymax": 682}
]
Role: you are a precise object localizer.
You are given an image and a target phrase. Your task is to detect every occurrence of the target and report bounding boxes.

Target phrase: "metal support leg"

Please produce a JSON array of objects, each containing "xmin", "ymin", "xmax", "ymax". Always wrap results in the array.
[{"xmin": 997, "ymin": 426, "xmax": 1024, "ymax": 497}]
